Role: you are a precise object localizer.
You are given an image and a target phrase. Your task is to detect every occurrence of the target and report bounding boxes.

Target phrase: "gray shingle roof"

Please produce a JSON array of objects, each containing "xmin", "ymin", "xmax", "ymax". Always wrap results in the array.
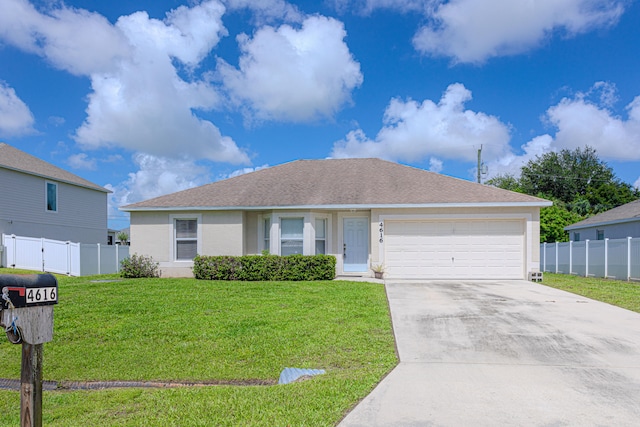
[
  {"xmin": 565, "ymin": 199, "xmax": 640, "ymax": 230},
  {"xmin": 0, "ymin": 143, "xmax": 109, "ymax": 193},
  {"xmin": 122, "ymin": 158, "xmax": 549, "ymax": 211}
]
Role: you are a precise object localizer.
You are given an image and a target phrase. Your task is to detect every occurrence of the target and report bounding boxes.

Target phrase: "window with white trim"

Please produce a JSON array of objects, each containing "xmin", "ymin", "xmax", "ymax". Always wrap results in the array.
[
  {"xmin": 281, "ymin": 217, "xmax": 303, "ymax": 255},
  {"xmin": 315, "ymin": 218, "xmax": 326, "ymax": 254},
  {"xmin": 46, "ymin": 182, "xmax": 57, "ymax": 212},
  {"xmin": 175, "ymin": 219, "xmax": 198, "ymax": 260}
]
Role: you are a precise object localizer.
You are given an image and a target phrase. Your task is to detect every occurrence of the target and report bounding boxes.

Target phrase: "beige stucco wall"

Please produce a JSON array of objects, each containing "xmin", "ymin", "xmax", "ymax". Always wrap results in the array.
[{"xmin": 130, "ymin": 210, "xmax": 243, "ymax": 277}]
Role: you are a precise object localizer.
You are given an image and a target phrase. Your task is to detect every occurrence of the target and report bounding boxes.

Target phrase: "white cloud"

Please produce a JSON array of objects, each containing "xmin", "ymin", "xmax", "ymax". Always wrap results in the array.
[
  {"xmin": 218, "ymin": 16, "xmax": 363, "ymax": 122},
  {"xmin": 487, "ymin": 82, "xmax": 640, "ymax": 179},
  {"xmin": 546, "ymin": 93, "xmax": 640, "ymax": 161},
  {"xmin": 67, "ymin": 153, "xmax": 97, "ymax": 170},
  {"xmin": 0, "ymin": 0, "xmax": 130, "ymax": 75},
  {"xmin": 108, "ymin": 153, "xmax": 211, "ymax": 212},
  {"xmin": 0, "ymin": 82, "xmax": 35, "ymax": 136},
  {"xmin": 224, "ymin": 164, "xmax": 271, "ymax": 179},
  {"xmin": 1, "ymin": 0, "xmax": 249, "ymax": 165},
  {"xmin": 634, "ymin": 176, "xmax": 640, "ymax": 190},
  {"xmin": 428, "ymin": 157, "xmax": 443, "ymax": 173},
  {"xmin": 223, "ymin": 0, "xmax": 303, "ymax": 23},
  {"xmin": 412, "ymin": 0, "xmax": 625, "ymax": 63},
  {"xmin": 331, "ymin": 83, "xmax": 511, "ymax": 162}
]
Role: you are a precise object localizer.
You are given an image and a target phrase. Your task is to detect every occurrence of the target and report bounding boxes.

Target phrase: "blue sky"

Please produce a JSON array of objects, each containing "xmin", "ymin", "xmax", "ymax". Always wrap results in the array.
[{"xmin": 1, "ymin": 0, "xmax": 640, "ymax": 230}]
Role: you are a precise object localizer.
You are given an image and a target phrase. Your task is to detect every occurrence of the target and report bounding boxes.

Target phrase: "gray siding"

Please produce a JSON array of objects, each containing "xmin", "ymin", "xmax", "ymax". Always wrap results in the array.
[
  {"xmin": 571, "ymin": 221, "xmax": 640, "ymax": 241},
  {"xmin": 0, "ymin": 168, "xmax": 107, "ymax": 243}
]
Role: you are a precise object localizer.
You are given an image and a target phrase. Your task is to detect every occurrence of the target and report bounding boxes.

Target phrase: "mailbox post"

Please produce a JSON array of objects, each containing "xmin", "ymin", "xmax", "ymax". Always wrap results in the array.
[{"xmin": 1, "ymin": 274, "xmax": 58, "ymax": 427}]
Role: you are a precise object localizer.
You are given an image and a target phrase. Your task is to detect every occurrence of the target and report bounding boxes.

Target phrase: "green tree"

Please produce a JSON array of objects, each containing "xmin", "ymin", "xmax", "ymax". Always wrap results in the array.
[{"xmin": 488, "ymin": 146, "xmax": 639, "ymax": 242}]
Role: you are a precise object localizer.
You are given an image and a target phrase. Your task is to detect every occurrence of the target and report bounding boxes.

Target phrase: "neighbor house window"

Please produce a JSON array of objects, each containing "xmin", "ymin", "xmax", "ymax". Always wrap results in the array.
[
  {"xmin": 596, "ymin": 230, "xmax": 604, "ymax": 240},
  {"xmin": 281, "ymin": 218, "xmax": 303, "ymax": 255},
  {"xmin": 315, "ymin": 218, "xmax": 326, "ymax": 254},
  {"xmin": 263, "ymin": 217, "xmax": 271, "ymax": 253},
  {"xmin": 46, "ymin": 182, "xmax": 57, "ymax": 212},
  {"xmin": 574, "ymin": 232, "xmax": 581, "ymax": 242},
  {"xmin": 175, "ymin": 219, "xmax": 197, "ymax": 260}
]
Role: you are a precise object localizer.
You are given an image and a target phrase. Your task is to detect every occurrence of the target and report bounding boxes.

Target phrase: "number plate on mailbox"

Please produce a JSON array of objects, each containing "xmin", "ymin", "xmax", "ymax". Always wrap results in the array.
[{"xmin": 1, "ymin": 274, "xmax": 58, "ymax": 309}]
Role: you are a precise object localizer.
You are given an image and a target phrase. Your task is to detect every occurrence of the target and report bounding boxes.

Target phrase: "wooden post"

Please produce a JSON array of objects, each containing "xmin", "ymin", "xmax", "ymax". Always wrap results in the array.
[{"xmin": 21, "ymin": 343, "xmax": 43, "ymax": 427}]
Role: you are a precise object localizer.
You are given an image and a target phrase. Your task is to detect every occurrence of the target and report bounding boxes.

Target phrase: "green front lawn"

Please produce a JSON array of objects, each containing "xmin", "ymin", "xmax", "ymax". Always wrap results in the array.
[
  {"xmin": 542, "ymin": 273, "xmax": 640, "ymax": 313},
  {"xmin": 0, "ymin": 270, "xmax": 397, "ymax": 426}
]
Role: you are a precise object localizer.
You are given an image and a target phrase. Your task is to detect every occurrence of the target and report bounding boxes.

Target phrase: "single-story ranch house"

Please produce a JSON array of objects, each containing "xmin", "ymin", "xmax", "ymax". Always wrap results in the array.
[{"xmin": 121, "ymin": 158, "xmax": 551, "ymax": 279}]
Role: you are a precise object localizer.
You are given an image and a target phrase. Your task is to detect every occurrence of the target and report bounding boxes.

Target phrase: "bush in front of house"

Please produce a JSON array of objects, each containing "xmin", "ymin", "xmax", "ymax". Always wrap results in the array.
[
  {"xmin": 193, "ymin": 254, "xmax": 336, "ymax": 281},
  {"xmin": 120, "ymin": 254, "xmax": 161, "ymax": 278}
]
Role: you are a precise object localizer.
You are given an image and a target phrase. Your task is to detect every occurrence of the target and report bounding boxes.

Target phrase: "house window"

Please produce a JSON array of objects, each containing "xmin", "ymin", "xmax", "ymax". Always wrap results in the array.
[
  {"xmin": 596, "ymin": 230, "xmax": 604, "ymax": 241},
  {"xmin": 574, "ymin": 232, "xmax": 580, "ymax": 242},
  {"xmin": 263, "ymin": 217, "xmax": 271, "ymax": 253},
  {"xmin": 281, "ymin": 218, "xmax": 303, "ymax": 255},
  {"xmin": 46, "ymin": 182, "xmax": 57, "ymax": 212},
  {"xmin": 315, "ymin": 218, "xmax": 326, "ymax": 254},
  {"xmin": 175, "ymin": 219, "xmax": 197, "ymax": 260}
]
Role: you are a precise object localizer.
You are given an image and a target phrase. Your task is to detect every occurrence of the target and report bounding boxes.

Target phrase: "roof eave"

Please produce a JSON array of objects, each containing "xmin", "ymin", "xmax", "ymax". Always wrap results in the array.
[
  {"xmin": 0, "ymin": 164, "xmax": 111, "ymax": 193},
  {"xmin": 121, "ymin": 201, "xmax": 552, "ymax": 212},
  {"xmin": 565, "ymin": 216, "xmax": 640, "ymax": 231}
]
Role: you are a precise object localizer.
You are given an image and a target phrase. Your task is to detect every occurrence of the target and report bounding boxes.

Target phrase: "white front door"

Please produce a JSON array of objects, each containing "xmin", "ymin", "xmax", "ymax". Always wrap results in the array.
[{"xmin": 343, "ymin": 217, "xmax": 369, "ymax": 272}]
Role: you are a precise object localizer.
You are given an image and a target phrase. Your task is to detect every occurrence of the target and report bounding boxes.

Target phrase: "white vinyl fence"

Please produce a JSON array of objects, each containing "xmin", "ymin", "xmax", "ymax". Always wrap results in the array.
[
  {"xmin": 1, "ymin": 234, "xmax": 129, "ymax": 276},
  {"xmin": 540, "ymin": 237, "xmax": 640, "ymax": 281}
]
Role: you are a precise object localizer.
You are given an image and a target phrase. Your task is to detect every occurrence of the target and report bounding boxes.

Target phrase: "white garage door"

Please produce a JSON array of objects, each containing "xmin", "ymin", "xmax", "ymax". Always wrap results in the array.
[{"xmin": 384, "ymin": 220, "xmax": 525, "ymax": 279}]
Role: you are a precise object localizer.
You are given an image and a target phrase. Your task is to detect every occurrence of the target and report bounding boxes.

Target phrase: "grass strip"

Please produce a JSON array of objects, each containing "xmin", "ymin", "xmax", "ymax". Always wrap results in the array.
[{"xmin": 542, "ymin": 273, "xmax": 640, "ymax": 313}]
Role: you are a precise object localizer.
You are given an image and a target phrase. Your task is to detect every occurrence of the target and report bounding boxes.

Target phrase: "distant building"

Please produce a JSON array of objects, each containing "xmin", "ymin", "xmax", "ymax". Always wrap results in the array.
[
  {"xmin": 0, "ymin": 143, "xmax": 110, "ymax": 244},
  {"xmin": 565, "ymin": 199, "xmax": 640, "ymax": 241}
]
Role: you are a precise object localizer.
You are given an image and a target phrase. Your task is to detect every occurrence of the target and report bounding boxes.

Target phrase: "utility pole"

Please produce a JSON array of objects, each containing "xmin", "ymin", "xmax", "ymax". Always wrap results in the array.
[{"xmin": 477, "ymin": 145, "xmax": 482, "ymax": 184}]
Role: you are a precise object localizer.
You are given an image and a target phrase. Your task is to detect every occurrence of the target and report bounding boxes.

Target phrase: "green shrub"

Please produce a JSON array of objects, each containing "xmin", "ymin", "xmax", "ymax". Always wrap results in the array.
[
  {"xmin": 193, "ymin": 254, "xmax": 336, "ymax": 281},
  {"xmin": 120, "ymin": 254, "xmax": 161, "ymax": 278}
]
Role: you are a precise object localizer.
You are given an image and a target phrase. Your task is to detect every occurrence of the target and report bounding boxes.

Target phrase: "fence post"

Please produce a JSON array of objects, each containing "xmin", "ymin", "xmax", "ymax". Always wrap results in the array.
[
  {"xmin": 555, "ymin": 242, "xmax": 559, "ymax": 273},
  {"xmin": 569, "ymin": 241, "xmax": 573, "ymax": 275},
  {"xmin": 604, "ymin": 238, "xmax": 609, "ymax": 278},
  {"xmin": 543, "ymin": 242, "xmax": 547, "ymax": 272},
  {"xmin": 115, "ymin": 244, "xmax": 119, "ymax": 273},
  {"xmin": 97, "ymin": 244, "xmax": 101, "ymax": 275},
  {"xmin": 628, "ymin": 237, "xmax": 632, "ymax": 282},
  {"xmin": 11, "ymin": 234, "xmax": 16, "ymax": 268},
  {"xmin": 585, "ymin": 240, "xmax": 590, "ymax": 277},
  {"xmin": 40, "ymin": 238, "xmax": 45, "ymax": 272}
]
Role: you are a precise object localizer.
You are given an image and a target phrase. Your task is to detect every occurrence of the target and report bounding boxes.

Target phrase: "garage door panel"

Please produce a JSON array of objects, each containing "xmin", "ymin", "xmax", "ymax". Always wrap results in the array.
[{"xmin": 385, "ymin": 220, "xmax": 524, "ymax": 280}]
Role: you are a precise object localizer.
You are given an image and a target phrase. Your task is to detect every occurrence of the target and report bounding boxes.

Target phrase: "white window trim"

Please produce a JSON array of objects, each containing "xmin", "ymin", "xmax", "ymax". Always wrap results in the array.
[
  {"xmin": 312, "ymin": 214, "xmax": 331, "ymax": 255},
  {"xmin": 258, "ymin": 214, "xmax": 272, "ymax": 253},
  {"xmin": 45, "ymin": 181, "xmax": 58, "ymax": 213},
  {"xmin": 169, "ymin": 214, "xmax": 202, "ymax": 263}
]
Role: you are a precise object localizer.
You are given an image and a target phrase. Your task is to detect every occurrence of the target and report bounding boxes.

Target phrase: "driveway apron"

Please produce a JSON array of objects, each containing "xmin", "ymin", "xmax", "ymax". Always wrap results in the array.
[{"xmin": 338, "ymin": 280, "xmax": 640, "ymax": 426}]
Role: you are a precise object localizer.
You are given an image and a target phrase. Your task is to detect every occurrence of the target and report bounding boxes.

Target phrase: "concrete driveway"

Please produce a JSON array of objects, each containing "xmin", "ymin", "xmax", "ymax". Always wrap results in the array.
[{"xmin": 339, "ymin": 280, "xmax": 640, "ymax": 426}]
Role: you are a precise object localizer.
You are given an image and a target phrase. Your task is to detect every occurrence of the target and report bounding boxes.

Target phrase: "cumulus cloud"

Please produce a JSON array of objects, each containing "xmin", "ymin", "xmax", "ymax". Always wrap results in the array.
[
  {"xmin": 428, "ymin": 157, "xmax": 443, "ymax": 173},
  {"xmin": 218, "ymin": 16, "xmax": 363, "ymax": 122},
  {"xmin": 0, "ymin": 0, "xmax": 130, "ymax": 75},
  {"xmin": 1, "ymin": 0, "xmax": 249, "ymax": 165},
  {"xmin": 410, "ymin": 0, "xmax": 625, "ymax": 63},
  {"xmin": 67, "ymin": 153, "xmax": 97, "ymax": 170},
  {"xmin": 634, "ymin": 176, "xmax": 640, "ymax": 190},
  {"xmin": 108, "ymin": 153, "xmax": 212, "ymax": 211},
  {"xmin": 487, "ymin": 82, "xmax": 640, "ymax": 178},
  {"xmin": 223, "ymin": 0, "xmax": 303, "ymax": 23},
  {"xmin": 224, "ymin": 164, "xmax": 271, "ymax": 179},
  {"xmin": 0, "ymin": 82, "xmax": 35, "ymax": 136},
  {"xmin": 331, "ymin": 83, "xmax": 511, "ymax": 163}
]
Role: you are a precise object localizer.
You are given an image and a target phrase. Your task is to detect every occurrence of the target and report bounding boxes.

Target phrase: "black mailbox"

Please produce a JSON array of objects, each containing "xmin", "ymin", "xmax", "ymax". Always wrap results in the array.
[{"xmin": 1, "ymin": 274, "xmax": 58, "ymax": 309}]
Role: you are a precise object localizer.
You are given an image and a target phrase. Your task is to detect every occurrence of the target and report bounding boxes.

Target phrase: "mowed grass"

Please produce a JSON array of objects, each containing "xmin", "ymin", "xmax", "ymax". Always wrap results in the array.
[
  {"xmin": 0, "ymin": 269, "xmax": 397, "ymax": 426},
  {"xmin": 542, "ymin": 273, "xmax": 640, "ymax": 313}
]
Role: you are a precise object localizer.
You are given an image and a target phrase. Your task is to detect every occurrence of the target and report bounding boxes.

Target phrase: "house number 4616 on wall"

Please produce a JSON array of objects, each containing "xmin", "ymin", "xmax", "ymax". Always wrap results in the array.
[{"xmin": 379, "ymin": 222, "xmax": 384, "ymax": 243}]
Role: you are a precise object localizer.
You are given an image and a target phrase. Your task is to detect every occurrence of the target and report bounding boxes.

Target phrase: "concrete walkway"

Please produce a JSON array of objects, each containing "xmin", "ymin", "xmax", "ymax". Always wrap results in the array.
[{"xmin": 338, "ymin": 280, "xmax": 640, "ymax": 426}]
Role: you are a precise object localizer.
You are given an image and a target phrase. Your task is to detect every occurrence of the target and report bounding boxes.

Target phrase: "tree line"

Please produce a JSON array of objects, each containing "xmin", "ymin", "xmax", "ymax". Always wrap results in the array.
[{"xmin": 486, "ymin": 147, "xmax": 640, "ymax": 243}]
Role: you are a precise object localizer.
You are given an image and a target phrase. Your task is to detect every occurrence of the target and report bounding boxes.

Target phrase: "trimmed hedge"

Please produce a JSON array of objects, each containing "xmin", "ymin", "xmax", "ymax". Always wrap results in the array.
[{"xmin": 193, "ymin": 254, "xmax": 336, "ymax": 281}]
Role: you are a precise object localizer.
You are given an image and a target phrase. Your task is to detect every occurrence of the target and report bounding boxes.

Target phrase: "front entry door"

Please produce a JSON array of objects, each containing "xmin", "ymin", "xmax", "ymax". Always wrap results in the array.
[{"xmin": 343, "ymin": 217, "xmax": 369, "ymax": 272}]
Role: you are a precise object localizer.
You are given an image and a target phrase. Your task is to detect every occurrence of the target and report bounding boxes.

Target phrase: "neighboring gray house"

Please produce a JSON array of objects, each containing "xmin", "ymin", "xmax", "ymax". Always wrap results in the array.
[
  {"xmin": 122, "ymin": 158, "xmax": 550, "ymax": 279},
  {"xmin": 565, "ymin": 199, "xmax": 640, "ymax": 241},
  {"xmin": 0, "ymin": 143, "xmax": 110, "ymax": 244}
]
